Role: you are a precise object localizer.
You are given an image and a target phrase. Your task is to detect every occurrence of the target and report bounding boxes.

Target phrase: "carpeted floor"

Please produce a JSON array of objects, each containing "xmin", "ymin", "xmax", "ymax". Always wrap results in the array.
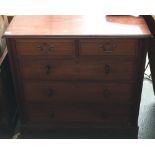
[
  {"xmin": 138, "ymin": 77, "xmax": 155, "ymax": 138},
  {"xmin": 138, "ymin": 54, "xmax": 155, "ymax": 139}
]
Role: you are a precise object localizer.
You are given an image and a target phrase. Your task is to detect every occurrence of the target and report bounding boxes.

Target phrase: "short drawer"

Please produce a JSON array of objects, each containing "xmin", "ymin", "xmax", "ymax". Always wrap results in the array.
[
  {"xmin": 24, "ymin": 103, "xmax": 132, "ymax": 126},
  {"xmin": 23, "ymin": 82, "xmax": 135, "ymax": 104},
  {"xmin": 79, "ymin": 38, "xmax": 138, "ymax": 56},
  {"xmin": 15, "ymin": 39, "xmax": 75, "ymax": 57},
  {"xmin": 20, "ymin": 59, "xmax": 137, "ymax": 81}
]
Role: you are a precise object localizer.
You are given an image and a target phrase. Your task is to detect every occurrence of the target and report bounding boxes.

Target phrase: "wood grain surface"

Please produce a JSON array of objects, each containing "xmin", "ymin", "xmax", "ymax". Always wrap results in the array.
[{"xmin": 4, "ymin": 15, "xmax": 151, "ymax": 38}]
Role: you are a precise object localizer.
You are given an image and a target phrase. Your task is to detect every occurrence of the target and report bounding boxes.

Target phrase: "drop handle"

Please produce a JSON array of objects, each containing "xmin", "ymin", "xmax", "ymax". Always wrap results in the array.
[
  {"xmin": 103, "ymin": 88, "xmax": 111, "ymax": 98},
  {"xmin": 37, "ymin": 45, "xmax": 44, "ymax": 51},
  {"xmin": 104, "ymin": 64, "xmax": 111, "ymax": 74},
  {"xmin": 45, "ymin": 65, "xmax": 51, "ymax": 75},
  {"xmin": 37, "ymin": 44, "xmax": 54, "ymax": 53},
  {"xmin": 48, "ymin": 45, "xmax": 55, "ymax": 52},
  {"xmin": 99, "ymin": 42, "xmax": 117, "ymax": 52}
]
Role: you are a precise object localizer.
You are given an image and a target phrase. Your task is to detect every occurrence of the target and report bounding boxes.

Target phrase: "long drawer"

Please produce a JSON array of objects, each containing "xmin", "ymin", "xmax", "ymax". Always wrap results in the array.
[
  {"xmin": 20, "ymin": 59, "xmax": 137, "ymax": 81},
  {"xmin": 24, "ymin": 102, "xmax": 132, "ymax": 126},
  {"xmin": 79, "ymin": 38, "xmax": 138, "ymax": 56},
  {"xmin": 23, "ymin": 82, "xmax": 135, "ymax": 104}
]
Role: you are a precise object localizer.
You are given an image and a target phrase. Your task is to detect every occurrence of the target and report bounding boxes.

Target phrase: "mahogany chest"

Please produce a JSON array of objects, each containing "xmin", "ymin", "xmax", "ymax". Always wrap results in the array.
[{"xmin": 4, "ymin": 15, "xmax": 151, "ymax": 138}]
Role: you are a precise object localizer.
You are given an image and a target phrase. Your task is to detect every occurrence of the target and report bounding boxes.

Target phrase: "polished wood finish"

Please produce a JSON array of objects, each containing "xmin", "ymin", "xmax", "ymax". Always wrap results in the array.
[
  {"xmin": 23, "ymin": 82, "xmax": 134, "ymax": 104},
  {"xmin": 80, "ymin": 38, "xmax": 138, "ymax": 56},
  {"xmin": 25, "ymin": 103, "xmax": 132, "ymax": 125},
  {"xmin": 4, "ymin": 15, "xmax": 151, "ymax": 138},
  {"xmin": 4, "ymin": 15, "xmax": 151, "ymax": 37},
  {"xmin": 20, "ymin": 59, "xmax": 137, "ymax": 81},
  {"xmin": 15, "ymin": 39, "xmax": 75, "ymax": 57}
]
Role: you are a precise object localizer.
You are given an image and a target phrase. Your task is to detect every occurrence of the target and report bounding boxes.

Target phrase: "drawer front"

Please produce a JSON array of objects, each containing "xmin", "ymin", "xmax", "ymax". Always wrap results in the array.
[
  {"xmin": 15, "ymin": 39, "xmax": 75, "ymax": 57},
  {"xmin": 80, "ymin": 39, "xmax": 138, "ymax": 56},
  {"xmin": 23, "ymin": 82, "xmax": 134, "ymax": 104},
  {"xmin": 24, "ymin": 103, "xmax": 132, "ymax": 125},
  {"xmin": 20, "ymin": 59, "xmax": 136, "ymax": 81}
]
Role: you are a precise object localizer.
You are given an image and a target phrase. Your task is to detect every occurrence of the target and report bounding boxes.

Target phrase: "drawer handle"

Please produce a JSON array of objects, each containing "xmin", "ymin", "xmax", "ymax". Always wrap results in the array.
[
  {"xmin": 49, "ymin": 112, "xmax": 55, "ymax": 118},
  {"xmin": 48, "ymin": 45, "xmax": 55, "ymax": 52},
  {"xmin": 37, "ymin": 45, "xmax": 44, "ymax": 51},
  {"xmin": 104, "ymin": 64, "xmax": 111, "ymax": 74},
  {"xmin": 37, "ymin": 44, "xmax": 54, "ymax": 53},
  {"xmin": 47, "ymin": 89, "xmax": 53, "ymax": 97},
  {"xmin": 45, "ymin": 65, "xmax": 51, "ymax": 75},
  {"xmin": 103, "ymin": 88, "xmax": 111, "ymax": 97},
  {"xmin": 100, "ymin": 42, "xmax": 117, "ymax": 53}
]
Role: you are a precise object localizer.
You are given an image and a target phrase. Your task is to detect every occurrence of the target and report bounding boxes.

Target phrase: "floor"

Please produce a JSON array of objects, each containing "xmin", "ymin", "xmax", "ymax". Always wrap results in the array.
[
  {"xmin": 138, "ymin": 77, "xmax": 155, "ymax": 138},
  {"xmin": 138, "ymin": 55, "xmax": 155, "ymax": 138}
]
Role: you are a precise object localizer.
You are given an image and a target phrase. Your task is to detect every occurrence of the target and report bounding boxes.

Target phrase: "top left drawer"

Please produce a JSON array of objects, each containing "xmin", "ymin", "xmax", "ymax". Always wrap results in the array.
[{"xmin": 15, "ymin": 39, "xmax": 75, "ymax": 57}]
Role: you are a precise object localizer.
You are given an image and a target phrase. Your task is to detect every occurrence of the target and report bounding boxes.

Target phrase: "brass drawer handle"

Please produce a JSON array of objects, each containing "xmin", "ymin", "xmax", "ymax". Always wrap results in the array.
[
  {"xmin": 37, "ymin": 45, "xmax": 44, "ymax": 51},
  {"xmin": 103, "ymin": 88, "xmax": 111, "ymax": 97},
  {"xmin": 45, "ymin": 64, "xmax": 51, "ymax": 75},
  {"xmin": 48, "ymin": 45, "xmax": 55, "ymax": 52},
  {"xmin": 37, "ymin": 44, "xmax": 55, "ymax": 53},
  {"xmin": 104, "ymin": 64, "xmax": 111, "ymax": 74},
  {"xmin": 99, "ymin": 42, "xmax": 117, "ymax": 53}
]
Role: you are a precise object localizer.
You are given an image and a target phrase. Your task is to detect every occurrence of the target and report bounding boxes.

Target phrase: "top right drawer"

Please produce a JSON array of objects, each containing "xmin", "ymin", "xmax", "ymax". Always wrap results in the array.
[{"xmin": 79, "ymin": 38, "xmax": 138, "ymax": 56}]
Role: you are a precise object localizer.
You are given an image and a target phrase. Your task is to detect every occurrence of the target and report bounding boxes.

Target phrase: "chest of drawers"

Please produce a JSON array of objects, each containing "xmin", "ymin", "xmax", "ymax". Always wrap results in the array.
[{"xmin": 4, "ymin": 15, "xmax": 151, "ymax": 138}]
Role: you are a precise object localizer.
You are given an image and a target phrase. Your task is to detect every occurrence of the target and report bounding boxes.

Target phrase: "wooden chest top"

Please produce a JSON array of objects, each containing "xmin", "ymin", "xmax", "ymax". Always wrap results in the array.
[{"xmin": 4, "ymin": 15, "xmax": 151, "ymax": 38}]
